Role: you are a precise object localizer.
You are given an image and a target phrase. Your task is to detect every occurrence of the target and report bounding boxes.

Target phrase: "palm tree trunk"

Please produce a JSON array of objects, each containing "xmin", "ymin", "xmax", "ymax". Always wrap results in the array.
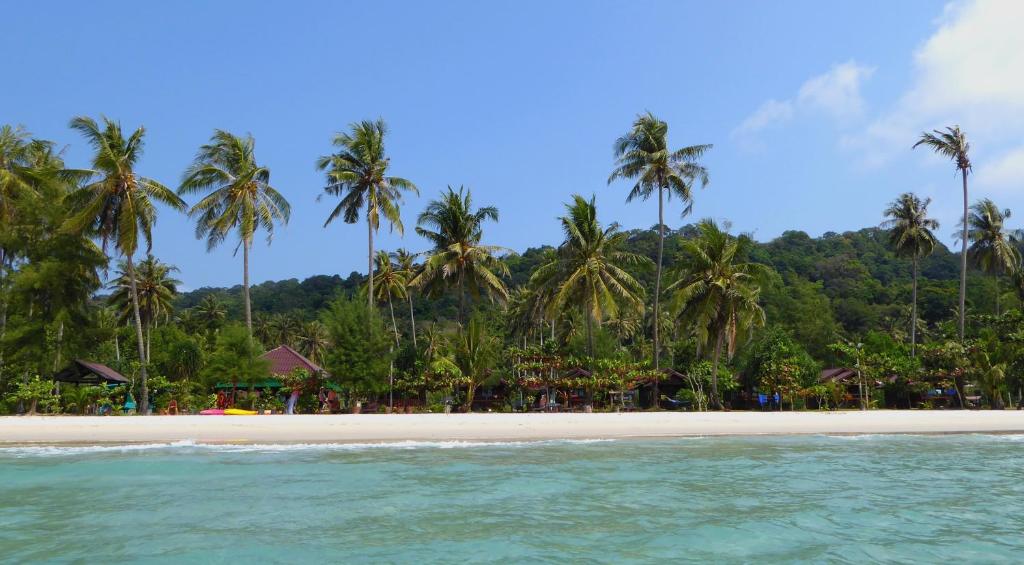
[
  {"xmin": 145, "ymin": 323, "xmax": 151, "ymax": 364},
  {"xmin": 114, "ymin": 333, "xmax": 121, "ymax": 363},
  {"xmin": 407, "ymin": 290, "xmax": 417, "ymax": 347},
  {"xmin": 367, "ymin": 217, "xmax": 374, "ymax": 313},
  {"xmin": 0, "ymin": 247, "xmax": 7, "ymax": 387},
  {"xmin": 710, "ymin": 329, "xmax": 724, "ymax": 410},
  {"xmin": 243, "ymin": 238, "xmax": 253, "ymax": 334},
  {"xmin": 388, "ymin": 295, "xmax": 400, "ymax": 346},
  {"xmin": 995, "ymin": 274, "xmax": 1000, "ymax": 317},
  {"xmin": 911, "ymin": 255, "xmax": 918, "ymax": 357},
  {"xmin": 959, "ymin": 169, "xmax": 968, "ymax": 341},
  {"xmin": 125, "ymin": 254, "xmax": 150, "ymax": 415},
  {"xmin": 458, "ymin": 272, "xmax": 466, "ymax": 324},
  {"xmin": 653, "ymin": 185, "xmax": 664, "ymax": 404}
]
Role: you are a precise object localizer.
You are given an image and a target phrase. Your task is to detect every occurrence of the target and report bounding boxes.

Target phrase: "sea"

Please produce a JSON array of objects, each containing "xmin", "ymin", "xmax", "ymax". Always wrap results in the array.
[{"xmin": 1, "ymin": 434, "xmax": 1022, "ymax": 563}]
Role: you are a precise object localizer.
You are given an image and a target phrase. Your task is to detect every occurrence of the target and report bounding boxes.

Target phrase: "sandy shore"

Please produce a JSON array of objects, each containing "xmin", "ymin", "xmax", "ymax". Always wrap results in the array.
[{"xmin": 2, "ymin": 411, "xmax": 1024, "ymax": 446}]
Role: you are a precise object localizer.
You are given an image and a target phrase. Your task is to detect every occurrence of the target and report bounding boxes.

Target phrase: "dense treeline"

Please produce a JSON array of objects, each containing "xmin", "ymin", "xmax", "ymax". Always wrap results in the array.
[{"xmin": 2, "ymin": 117, "xmax": 1022, "ymax": 415}]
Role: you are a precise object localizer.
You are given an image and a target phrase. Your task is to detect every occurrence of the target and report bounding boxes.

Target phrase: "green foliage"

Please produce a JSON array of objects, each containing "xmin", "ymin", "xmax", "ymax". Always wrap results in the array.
[
  {"xmin": 201, "ymin": 324, "xmax": 270, "ymax": 388},
  {"xmin": 320, "ymin": 294, "xmax": 393, "ymax": 397},
  {"xmin": 5, "ymin": 376, "xmax": 59, "ymax": 414}
]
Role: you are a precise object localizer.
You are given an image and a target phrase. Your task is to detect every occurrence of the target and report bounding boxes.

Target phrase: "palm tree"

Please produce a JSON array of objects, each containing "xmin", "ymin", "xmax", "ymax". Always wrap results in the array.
[
  {"xmin": 609, "ymin": 112, "xmax": 711, "ymax": 379},
  {"xmin": 369, "ymin": 250, "xmax": 407, "ymax": 346},
  {"xmin": 964, "ymin": 198, "xmax": 1022, "ymax": 316},
  {"xmin": 530, "ymin": 195, "xmax": 650, "ymax": 360},
  {"xmin": 179, "ymin": 130, "xmax": 290, "ymax": 334},
  {"xmin": 317, "ymin": 119, "xmax": 417, "ymax": 313},
  {"xmin": 297, "ymin": 321, "xmax": 329, "ymax": 366},
  {"xmin": 392, "ymin": 248, "xmax": 420, "ymax": 347},
  {"xmin": 666, "ymin": 220, "xmax": 767, "ymax": 409},
  {"xmin": 452, "ymin": 315, "xmax": 500, "ymax": 411},
  {"xmin": 63, "ymin": 116, "xmax": 186, "ymax": 413},
  {"xmin": 882, "ymin": 193, "xmax": 939, "ymax": 356},
  {"xmin": 109, "ymin": 255, "xmax": 181, "ymax": 362},
  {"xmin": 913, "ymin": 126, "xmax": 971, "ymax": 340},
  {"xmin": 411, "ymin": 186, "xmax": 510, "ymax": 322},
  {"xmin": 195, "ymin": 294, "xmax": 227, "ymax": 335}
]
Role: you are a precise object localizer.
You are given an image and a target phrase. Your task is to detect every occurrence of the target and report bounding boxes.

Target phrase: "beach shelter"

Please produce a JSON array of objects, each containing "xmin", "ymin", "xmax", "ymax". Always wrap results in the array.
[
  {"xmin": 214, "ymin": 345, "xmax": 329, "ymax": 390},
  {"xmin": 53, "ymin": 359, "xmax": 130, "ymax": 385}
]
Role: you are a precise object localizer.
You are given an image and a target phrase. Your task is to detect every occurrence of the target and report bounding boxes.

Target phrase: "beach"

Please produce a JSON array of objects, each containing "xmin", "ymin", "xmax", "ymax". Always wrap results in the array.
[{"xmin": 2, "ymin": 411, "xmax": 1024, "ymax": 446}]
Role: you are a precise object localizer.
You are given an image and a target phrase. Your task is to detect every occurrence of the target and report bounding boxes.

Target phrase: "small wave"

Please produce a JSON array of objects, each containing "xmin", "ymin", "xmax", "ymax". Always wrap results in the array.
[{"xmin": 0, "ymin": 438, "xmax": 615, "ymax": 457}]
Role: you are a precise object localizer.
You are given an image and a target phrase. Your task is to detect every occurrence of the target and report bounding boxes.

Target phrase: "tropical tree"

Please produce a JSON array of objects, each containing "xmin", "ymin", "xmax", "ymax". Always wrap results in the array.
[
  {"xmin": 964, "ymin": 199, "xmax": 1021, "ymax": 316},
  {"xmin": 179, "ymin": 130, "xmax": 290, "ymax": 333},
  {"xmin": 609, "ymin": 112, "xmax": 711, "ymax": 376},
  {"xmin": 530, "ymin": 194, "xmax": 649, "ymax": 360},
  {"xmin": 367, "ymin": 250, "xmax": 408, "ymax": 346},
  {"xmin": 109, "ymin": 255, "xmax": 181, "ymax": 362},
  {"xmin": 913, "ymin": 126, "xmax": 971, "ymax": 340},
  {"xmin": 452, "ymin": 315, "xmax": 500, "ymax": 411},
  {"xmin": 882, "ymin": 193, "xmax": 939, "ymax": 356},
  {"xmin": 195, "ymin": 294, "xmax": 227, "ymax": 335},
  {"xmin": 667, "ymin": 220, "xmax": 767, "ymax": 409},
  {"xmin": 392, "ymin": 248, "xmax": 420, "ymax": 347},
  {"xmin": 317, "ymin": 119, "xmax": 417, "ymax": 312},
  {"xmin": 411, "ymin": 186, "xmax": 510, "ymax": 322},
  {"xmin": 297, "ymin": 321, "xmax": 330, "ymax": 366},
  {"xmin": 63, "ymin": 116, "xmax": 186, "ymax": 413}
]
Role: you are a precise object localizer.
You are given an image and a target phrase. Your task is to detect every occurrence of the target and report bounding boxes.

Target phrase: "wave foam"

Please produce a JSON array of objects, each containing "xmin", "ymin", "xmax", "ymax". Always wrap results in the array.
[{"xmin": 0, "ymin": 438, "xmax": 615, "ymax": 457}]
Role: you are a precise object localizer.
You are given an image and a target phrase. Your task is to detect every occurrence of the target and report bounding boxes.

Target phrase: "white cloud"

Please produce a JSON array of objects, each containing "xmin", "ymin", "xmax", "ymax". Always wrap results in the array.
[
  {"xmin": 731, "ymin": 99, "xmax": 793, "ymax": 137},
  {"xmin": 844, "ymin": 0, "xmax": 1024, "ymax": 167},
  {"xmin": 976, "ymin": 145, "xmax": 1024, "ymax": 192},
  {"xmin": 732, "ymin": 60, "xmax": 873, "ymax": 143},
  {"xmin": 797, "ymin": 61, "xmax": 874, "ymax": 122}
]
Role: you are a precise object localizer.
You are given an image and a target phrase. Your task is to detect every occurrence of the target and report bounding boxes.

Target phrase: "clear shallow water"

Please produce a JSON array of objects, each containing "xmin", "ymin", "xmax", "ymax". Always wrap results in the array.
[{"xmin": 1, "ymin": 435, "xmax": 1022, "ymax": 564}]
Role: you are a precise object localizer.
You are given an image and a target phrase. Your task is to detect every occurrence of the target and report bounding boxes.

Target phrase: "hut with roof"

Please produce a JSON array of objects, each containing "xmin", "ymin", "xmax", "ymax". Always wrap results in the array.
[{"xmin": 54, "ymin": 359, "xmax": 130, "ymax": 385}]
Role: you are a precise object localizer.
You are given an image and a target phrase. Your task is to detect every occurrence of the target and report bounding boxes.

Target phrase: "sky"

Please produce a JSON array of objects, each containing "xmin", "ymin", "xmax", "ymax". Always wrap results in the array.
[{"xmin": 4, "ymin": 1, "xmax": 1024, "ymax": 290}]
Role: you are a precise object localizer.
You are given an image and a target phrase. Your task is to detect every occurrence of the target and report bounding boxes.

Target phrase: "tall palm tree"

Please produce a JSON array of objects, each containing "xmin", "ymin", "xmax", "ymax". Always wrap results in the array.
[
  {"xmin": 63, "ymin": 116, "xmax": 186, "ymax": 414},
  {"xmin": 882, "ymin": 193, "xmax": 939, "ymax": 356},
  {"xmin": 392, "ymin": 248, "xmax": 420, "ymax": 347},
  {"xmin": 530, "ymin": 195, "xmax": 650, "ymax": 360},
  {"xmin": 411, "ymin": 186, "xmax": 510, "ymax": 322},
  {"xmin": 666, "ymin": 220, "xmax": 766, "ymax": 410},
  {"xmin": 179, "ymin": 130, "xmax": 290, "ymax": 334},
  {"xmin": 317, "ymin": 119, "xmax": 417, "ymax": 312},
  {"xmin": 914, "ymin": 126, "xmax": 971, "ymax": 340},
  {"xmin": 964, "ymin": 198, "xmax": 1022, "ymax": 316},
  {"xmin": 609, "ymin": 112, "xmax": 711, "ymax": 378},
  {"xmin": 369, "ymin": 250, "xmax": 408, "ymax": 346},
  {"xmin": 109, "ymin": 255, "xmax": 181, "ymax": 362}
]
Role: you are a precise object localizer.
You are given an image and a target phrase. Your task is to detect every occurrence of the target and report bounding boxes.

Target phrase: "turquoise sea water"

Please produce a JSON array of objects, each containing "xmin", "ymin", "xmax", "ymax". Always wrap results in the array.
[{"xmin": 1, "ymin": 434, "xmax": 1022, "ymax": 563}]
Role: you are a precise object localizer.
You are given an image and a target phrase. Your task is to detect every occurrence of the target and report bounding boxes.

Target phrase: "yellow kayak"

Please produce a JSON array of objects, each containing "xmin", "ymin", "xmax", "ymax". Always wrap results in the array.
[{"xmin": 223, "ymin": 408, "xmax": 258, "ymax": 416}]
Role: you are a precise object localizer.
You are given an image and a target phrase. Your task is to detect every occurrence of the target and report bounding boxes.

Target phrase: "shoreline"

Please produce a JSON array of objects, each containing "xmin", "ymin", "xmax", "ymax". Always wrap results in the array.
[{"xmin": 2, "ymin": 411, "xmax": 1024, "ymax": 447}]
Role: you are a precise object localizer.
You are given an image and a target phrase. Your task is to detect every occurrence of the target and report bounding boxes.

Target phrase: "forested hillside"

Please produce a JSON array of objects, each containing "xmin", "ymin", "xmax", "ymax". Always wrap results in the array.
[{"xmin": 174, "ymin": 223, "xmax": 988, "ymax": 365}]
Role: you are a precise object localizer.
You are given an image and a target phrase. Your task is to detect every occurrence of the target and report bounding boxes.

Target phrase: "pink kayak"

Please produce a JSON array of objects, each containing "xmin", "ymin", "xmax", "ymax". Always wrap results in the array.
[{"xmin": 200, "ymin": 409, "xmax": 225, "ymax": 415}]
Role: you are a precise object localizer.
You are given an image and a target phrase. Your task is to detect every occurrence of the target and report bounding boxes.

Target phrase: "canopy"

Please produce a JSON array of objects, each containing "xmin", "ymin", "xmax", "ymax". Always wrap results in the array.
[{"xmin": 53, "ymin": 360, "xmax": 130, "ymax": 385}]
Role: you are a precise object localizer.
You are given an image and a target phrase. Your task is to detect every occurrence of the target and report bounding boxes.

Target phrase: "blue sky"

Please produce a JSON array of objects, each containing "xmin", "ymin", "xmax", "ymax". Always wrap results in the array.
[{"xmin": 5, "ymin": 1, "xmax": 1023, "ymax": 289}]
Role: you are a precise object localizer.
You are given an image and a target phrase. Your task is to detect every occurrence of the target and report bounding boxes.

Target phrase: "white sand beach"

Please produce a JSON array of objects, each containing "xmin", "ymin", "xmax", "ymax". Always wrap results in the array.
[{"xmin": 2, "ymin": 411, "xmax": 1024, "ymax": 446}]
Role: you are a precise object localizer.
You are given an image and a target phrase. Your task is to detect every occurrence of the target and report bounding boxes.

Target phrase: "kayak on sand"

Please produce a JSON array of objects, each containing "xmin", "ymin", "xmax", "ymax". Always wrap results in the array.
[{"xmin": 223, "ymin": 408, "xmax": 258, "ymax": 416}]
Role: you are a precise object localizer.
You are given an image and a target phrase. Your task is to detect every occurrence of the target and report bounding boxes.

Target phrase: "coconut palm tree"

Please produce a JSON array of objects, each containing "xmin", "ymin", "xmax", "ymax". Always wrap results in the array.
[
  {"xmin": 179, "ymin": 130, "xmax": 290, "ymax": 334},
  {"xmin": 392, "ymin": 248, "xmax": 420, "ymax": 347},
  {"xmin": 368, "ymin": 250, "xmax": 407, "ymax": 346},
  {"xmin": 530, "ymin": 195, "xmax": 650, "ymax": 360},
  {"xmin": 666, "ymin": 220, "xmax": 767, "ymax": 410},
  {"xmin": 297, "ymin": 321, "xmax": 330, "ymax": 366},
  {"xmin": 317, "ymin": 119, "xmax": 417, "ymax": 313},
  {"xmin": 964, "ymin": 198, "xmax": 1022, "ymax": 316},
  {"xmin": 913, "ymin": 126, "xmax": 971, "ymax": 340},
  {"xmin": 452, "ymin": 315, "xmax": 500, "ymax": 411},
  {"xmin": 882, "ymin": 193, "xmax": 939, "ymax": 356},
  {"xmin": 195, "ymin": 294, "xmax": 227, "ymax": 335},
  {"xmin": 609, "ymin": 112, "xmax": 711, "ymax": 378},
  {"xmin": 63, "ymin": 116, "xmax": 186, "ymax": 413},
  {"xmin": 108, "ymin": 255, "xmax": 181, "ymax": 362},
  {"xmin": 411, "ymin": 186, "xmax": 510, "ymax": 322}
]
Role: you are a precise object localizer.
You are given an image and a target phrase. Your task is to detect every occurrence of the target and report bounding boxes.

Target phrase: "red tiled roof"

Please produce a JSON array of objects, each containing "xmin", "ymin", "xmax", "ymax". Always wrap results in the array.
[{"xmin": 261, "ymin": 345, "xmax": 325, "ymax": 376}]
